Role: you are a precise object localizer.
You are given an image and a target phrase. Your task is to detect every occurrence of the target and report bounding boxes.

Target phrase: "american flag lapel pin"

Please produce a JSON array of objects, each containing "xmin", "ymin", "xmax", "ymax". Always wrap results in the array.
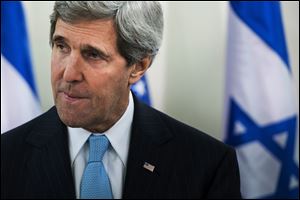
[{"xmin": 143, "ymin": 162, "xmax": 155, "ymax": 172}]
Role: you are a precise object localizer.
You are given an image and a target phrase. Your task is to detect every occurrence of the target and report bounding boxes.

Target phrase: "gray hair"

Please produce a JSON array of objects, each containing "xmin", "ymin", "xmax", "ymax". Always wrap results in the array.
[{"xmin": 49, "ymin": 1, "xmax": 163, "ymax": 66}]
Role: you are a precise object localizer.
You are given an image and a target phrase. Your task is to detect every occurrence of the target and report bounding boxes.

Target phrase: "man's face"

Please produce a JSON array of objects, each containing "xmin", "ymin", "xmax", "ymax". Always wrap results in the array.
[{"xmin": 51, "ymin": 19, "xmax": 132, "ymax": 132}]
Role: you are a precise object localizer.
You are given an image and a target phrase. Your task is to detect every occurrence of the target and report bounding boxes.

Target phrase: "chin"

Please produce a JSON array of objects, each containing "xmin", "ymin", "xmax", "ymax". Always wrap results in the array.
[
  {"xmin": 57, "ymin": 107, "xmax": 83, "ymax": 127},
  {"xmin": 59, "ymin": 114, "xmax": 81, "ymax": 127}
]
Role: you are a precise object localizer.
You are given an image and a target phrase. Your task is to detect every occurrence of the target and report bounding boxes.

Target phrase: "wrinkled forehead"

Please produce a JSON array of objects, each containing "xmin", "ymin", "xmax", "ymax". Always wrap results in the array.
[
  {"xmin": 54, "ymin": 18, "xmax": 116, "ymax": 40},
  {"xmin": 53, "ymin": 18, "xmax": 119, "ymax": 54}
]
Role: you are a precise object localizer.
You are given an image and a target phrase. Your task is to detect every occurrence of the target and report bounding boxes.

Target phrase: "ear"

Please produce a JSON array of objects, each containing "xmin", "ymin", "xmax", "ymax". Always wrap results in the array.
[{"xmin": 129, "ymin": 56, "xmax": 152, "ymax": 85}]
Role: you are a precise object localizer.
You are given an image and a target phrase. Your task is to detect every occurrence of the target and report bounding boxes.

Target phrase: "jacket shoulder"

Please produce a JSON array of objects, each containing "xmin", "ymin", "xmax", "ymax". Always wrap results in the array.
[
  {"xmin": 1, "ymin": 107, "xmax": 58, "ymax": 152},
  {"xmin": 145, "ymin": 103, "xmax": 233, "ymax": 154}
]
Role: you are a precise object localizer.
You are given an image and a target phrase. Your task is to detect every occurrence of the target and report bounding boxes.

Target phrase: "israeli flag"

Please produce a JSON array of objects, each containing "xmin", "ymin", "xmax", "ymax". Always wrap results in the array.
[
  {"xmin": 224, "ymin": 2, "xmax": 299, "ymax": 198},
  {"xmin": 1, "ymin": 1, "xmax": 41, "ymax": 133},
  {"xmin": 131, "ymin": 75, "xmax": 151, "ymax": 106}
]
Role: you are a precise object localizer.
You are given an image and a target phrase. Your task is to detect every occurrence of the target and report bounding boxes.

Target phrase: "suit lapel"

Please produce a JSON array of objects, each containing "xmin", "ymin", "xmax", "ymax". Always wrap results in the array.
[
  {"xmin": 23, "ymin": 101, "xmax": 173, "ymax": 198},
  {"xmin": 25, "ymin": 107, "xmax": 75, "ymax": 198},
  {"xmin": 123, "ymin": 98, "xmax": 173, "ymax": 198}
]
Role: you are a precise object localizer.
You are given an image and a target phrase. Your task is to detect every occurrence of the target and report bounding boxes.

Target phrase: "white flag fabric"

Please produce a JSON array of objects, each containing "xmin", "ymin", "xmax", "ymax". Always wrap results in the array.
[
  {"xmin": 224, "ymin": 2, "xmax": 299, "ymax": 198},
  {"xmin": 1, "ymin": 1, "xmax": 41, "ymax": 133}
]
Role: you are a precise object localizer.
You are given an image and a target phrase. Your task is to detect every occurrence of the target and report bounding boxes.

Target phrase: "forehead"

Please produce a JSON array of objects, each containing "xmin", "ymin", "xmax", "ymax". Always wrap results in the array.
[{"xmin": 53, "ymin": 18, "xmax": 117, "ymax": 50}]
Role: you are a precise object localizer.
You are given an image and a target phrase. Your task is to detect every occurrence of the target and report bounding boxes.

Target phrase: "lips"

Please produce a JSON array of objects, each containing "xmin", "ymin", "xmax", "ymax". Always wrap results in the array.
[
  {"xmin": 61, "ymin": 92, "xmax": 87, "ymax": 103},
  {"xmin": 64, "ymin": 92, "xmax": 83, "ymax": 98}
]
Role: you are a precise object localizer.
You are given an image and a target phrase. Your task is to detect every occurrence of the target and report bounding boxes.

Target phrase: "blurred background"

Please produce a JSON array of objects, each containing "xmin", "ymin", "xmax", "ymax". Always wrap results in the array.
[{"xmin": 22, "ymin": 1, "xmax": 299, "ymax": 140}]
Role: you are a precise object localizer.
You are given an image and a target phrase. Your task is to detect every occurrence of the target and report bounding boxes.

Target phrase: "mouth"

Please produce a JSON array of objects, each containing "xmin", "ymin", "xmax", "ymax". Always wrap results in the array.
[{"xmin": 60, "ymin": 92, "xmax": 88, "ymax": 104}]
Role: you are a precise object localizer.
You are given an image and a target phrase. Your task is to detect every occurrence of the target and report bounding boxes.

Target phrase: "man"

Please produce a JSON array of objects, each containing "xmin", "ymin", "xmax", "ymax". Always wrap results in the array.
[{"xmin": 1, "ymin": 1, "xmax": 241, "ymax": 199}]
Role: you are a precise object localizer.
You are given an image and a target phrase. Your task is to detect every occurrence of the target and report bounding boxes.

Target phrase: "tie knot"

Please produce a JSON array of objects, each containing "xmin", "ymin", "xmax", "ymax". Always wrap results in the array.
[{"xmin": 88, "ymin": 135, "xmax": 109, "ymax": 162}]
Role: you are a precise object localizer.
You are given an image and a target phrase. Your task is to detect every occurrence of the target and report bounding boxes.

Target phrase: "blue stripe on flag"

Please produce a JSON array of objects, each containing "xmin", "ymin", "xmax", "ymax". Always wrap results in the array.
[
  {"xmin": 1, "ymin": 1, "xmax": 38, "ymax": 96},
  {"xmin": 230, "ymin": 1, "xmax": 290, "ymax": 69}
]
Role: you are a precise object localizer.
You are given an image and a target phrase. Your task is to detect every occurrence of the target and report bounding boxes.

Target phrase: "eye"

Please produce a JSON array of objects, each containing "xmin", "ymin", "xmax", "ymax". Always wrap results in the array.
[
  {"xmin": 88, "ymin": 51, "xmax": 100, "ymax": 59},
  {"xmin": 83, "ymin": 50, "xmax": 102, "ymax": 60},
  {"xmin": 57, "ymin": 44, "xmax": 64, "ymax": 50},
  {"xmin": 54, "ymin": 42, "xmax": 70, "ymax": 53}
]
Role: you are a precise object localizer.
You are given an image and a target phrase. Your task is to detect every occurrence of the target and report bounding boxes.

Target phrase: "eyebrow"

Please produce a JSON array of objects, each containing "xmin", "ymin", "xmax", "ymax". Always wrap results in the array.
[
  {"xmin": 81, "ymin": 45, "xmax": 111, "ymax": 61},
  {"xmin": 52, "ymin": 35, "xmax": 67, "ymax": 46}
]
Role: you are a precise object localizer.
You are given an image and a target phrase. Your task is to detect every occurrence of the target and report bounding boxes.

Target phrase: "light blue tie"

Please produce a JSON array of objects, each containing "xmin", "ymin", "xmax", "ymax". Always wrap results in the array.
[{"xmin": 80, "ymin": 135, "xmax": 113, "ymax": 199}]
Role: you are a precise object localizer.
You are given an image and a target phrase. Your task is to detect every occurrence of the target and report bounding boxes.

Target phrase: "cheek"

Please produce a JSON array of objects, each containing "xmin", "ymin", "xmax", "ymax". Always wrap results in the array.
[
  {"xmin": 51, "ymin": 53, "xmax": 63, "ymax": 91},
  {"xmin": 88, "ymin": 70, "xmax": 128, "ymax": 98},
  {"xmin": 50, "ymin": 58, "xmax": 56, "ymax": 82},
  {"xmin": 89, "ymin": 74, "xmax": 110, "ymax": 97}
]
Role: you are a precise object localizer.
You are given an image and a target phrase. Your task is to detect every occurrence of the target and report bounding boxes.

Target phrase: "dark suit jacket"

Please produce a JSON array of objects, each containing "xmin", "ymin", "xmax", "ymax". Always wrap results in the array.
[{"xmin": 1, "ymin": 98, "xmax": 241, "ymax": 199}]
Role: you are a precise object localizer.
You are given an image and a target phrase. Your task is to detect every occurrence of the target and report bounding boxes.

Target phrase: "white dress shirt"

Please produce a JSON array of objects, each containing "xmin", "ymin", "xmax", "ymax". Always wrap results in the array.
[{"xmin": 68, "ymin": 93, "xmax": 134, "ymax": 199}]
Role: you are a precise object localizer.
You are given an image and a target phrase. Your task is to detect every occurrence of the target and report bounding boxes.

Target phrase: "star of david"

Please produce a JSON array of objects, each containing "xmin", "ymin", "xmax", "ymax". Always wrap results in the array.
[{"xmin": 225, "ymin": 99, "xmax": 299, "ymax": 198}]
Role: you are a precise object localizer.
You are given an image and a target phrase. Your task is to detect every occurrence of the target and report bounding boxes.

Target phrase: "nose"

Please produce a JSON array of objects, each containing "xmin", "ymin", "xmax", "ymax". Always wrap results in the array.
[{"xmin": 63, "ymin": 53, "xmax": 84, "ymax": 83}]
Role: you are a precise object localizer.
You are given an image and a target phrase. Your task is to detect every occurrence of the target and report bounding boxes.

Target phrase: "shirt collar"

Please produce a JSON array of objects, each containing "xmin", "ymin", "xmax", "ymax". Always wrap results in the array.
[{"xmin": 68, "ymin": 92, "xmax": 134, "ymax": 167}]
